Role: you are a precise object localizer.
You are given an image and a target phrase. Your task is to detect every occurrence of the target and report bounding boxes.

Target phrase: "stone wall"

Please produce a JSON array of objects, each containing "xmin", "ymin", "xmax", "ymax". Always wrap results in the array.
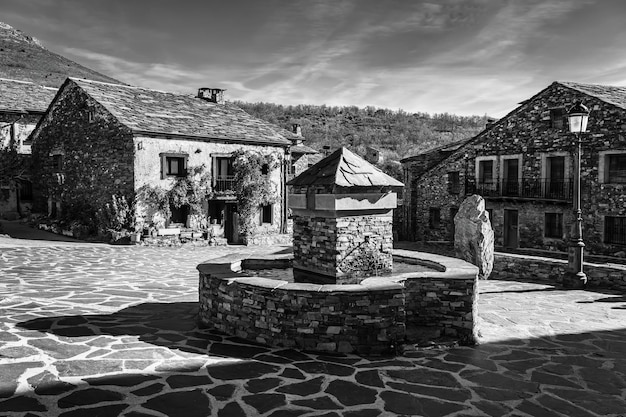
[
  {"xmin": 403, "ymin": 82, "xmax": 626, "ymax": 256},
  {"xmin": 401, "ymin": 147, "xmax": 459, "ymax": 241},
  {"xmin": 31, "ymin": 82, "xmax": 136, "ymax": 217},
  {"xmin": 292, "ymin": 214, "xmax": 393, "ymax": 283},
  {"xmin": 404, "ymin": 277, "xmax": 477, "ymax": 345},
  {"xmin": 492, "ymin": 252, "xmax": 626, "ymax": 292},
  {"xmin": 197, "ymin": 251, "xmax": 479, "ymax": 354}
]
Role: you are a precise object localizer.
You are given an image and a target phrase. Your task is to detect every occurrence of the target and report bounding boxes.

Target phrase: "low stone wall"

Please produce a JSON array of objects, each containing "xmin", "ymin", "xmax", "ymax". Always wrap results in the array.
[
  {"xmin": 198, "ymin": 250, "xmax": 478, "ymax": 355},
  {"xmin": 244, "ymin": 233, "xmax": 292, "ymax": 246},
  {"xmin": 492, "ymin": 252, "xmax": 626, "ymax": 292}
]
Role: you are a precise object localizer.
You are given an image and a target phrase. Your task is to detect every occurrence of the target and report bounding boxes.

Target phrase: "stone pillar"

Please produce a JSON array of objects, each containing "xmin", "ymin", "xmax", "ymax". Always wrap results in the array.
[{"xmin": 290, "ymin": 188, "xmax": 398, "ymax": 284}]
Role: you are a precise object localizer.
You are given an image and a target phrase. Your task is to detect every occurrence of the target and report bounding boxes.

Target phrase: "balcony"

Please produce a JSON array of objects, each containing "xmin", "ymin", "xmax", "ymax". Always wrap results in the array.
[
  {"xmin": 213, "ymin": 175, "xmax": 235, "ymax": 192},
  {"xmin": 465, "ymin": 178, "xmax": 573, "ymax": 202}
]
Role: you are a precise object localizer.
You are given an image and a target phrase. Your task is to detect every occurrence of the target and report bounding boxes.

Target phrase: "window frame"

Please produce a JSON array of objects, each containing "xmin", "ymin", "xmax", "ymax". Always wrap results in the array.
[
  {"xmin": 160, "ymin": 153, "xmax": 188, "ymax": 179},
  {"xmin": 549, "ymin": 107, "xmax": 565, "ymax": 129},
  {"xmin": 604, "ymin": 216, "xmax": 626, "ymax": 245},
  {"xmin": 544, "ymin": 212, "xmax": 563, "ymax": 239},
  {"xmin": 475, "ymin": 156, "xmax": 497, "ymax": 185},
  {"xmin": 260, "ymin": 204, "xmax": 273, "ymax": 225},
  {"xmin": 428, "ymin": 207, "xmax": 441, "ymax": 229},
  {"xmin": 52, "ymin": 154, "xmax": 64, "ymax": 172},
  {"xmin": 599, "ymin": 150, "xmax": 626, "ymax": 184},
  {"xmin": 447, "ymin": 171, "xmax": 460, "ymax": 194}
]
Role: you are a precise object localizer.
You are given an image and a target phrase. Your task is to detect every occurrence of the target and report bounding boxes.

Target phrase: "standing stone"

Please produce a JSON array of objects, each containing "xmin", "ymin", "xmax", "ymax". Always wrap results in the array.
[{"xmin": 454, "ymin": 195, "xmax": 494, "ymax": 279}]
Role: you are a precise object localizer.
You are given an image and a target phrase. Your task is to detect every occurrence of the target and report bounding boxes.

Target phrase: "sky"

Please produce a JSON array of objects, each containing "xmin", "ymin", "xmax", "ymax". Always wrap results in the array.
[{"xmin": 2, "ymin": 0, "xmax": 626, "ymax": 117}]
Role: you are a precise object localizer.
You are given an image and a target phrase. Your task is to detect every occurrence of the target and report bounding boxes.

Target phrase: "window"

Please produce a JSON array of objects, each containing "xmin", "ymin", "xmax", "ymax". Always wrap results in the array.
[
  {"xmin": 549, "ymin": 108, "xmax": 565, "ymax": 129},
  {"xmin": 478, "ymin": 160, "xmax": 494, "ymax": 184},
  {"xmin": 447, "ymin": 171, "xmax": 460, "ymax": 194},
  {"xmin": 213, "ymin": 156, "xmax": 234, "ymax": 191},
  {"xmin": 261, "ymin": 163, "xmax": 269, "ymax": 175},
  {"xmin": 502, "ymin": 157, "xmax": 520, "ymax": 196},
  {"xmin": 166, "ymin": 157, "xmax": 186, "ymax": 177},
  {"xmin": 19, "ymin": 180, "xmax": 32, "ymax": 201},
  {"xmin": 160, "ymin": 154, "xmax": 188, "ymax": 179},
  {"xmin": 544, "ymin": 213, "xmax": 563, "ymax": 238},
  {"xmin": 605, "ymin": 216, "xmax": 626, "ymax": 245},
  {"xmin": 429, "ymin": 208, "xmax": 440, "ymax": 229},
  {"xmin": 87, "ymin": 110, "xmax": 95, "ymax": 123},
  {"xmin": 52, "ymin": 154, "xmax": 63, "ymax": 172},
  {"xmin": 260, "ymin": 204, "xmax": 273, "ymax": 224},
  {"xmin": 608, "ymin": 154, "xmax": 626, "ymax": 183}
]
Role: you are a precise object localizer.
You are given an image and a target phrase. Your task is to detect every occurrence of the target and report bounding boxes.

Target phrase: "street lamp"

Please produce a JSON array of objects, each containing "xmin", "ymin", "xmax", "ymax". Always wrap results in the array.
[{"xmin": 565, "ymin": 101, "xmax": 589, "ymax": 289}]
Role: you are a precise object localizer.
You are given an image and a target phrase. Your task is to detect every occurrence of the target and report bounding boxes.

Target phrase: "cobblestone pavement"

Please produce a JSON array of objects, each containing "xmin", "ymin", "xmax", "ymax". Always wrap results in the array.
[{"xmin": 1, "ymin": 238, "xmax": 626, "ymax": 416}]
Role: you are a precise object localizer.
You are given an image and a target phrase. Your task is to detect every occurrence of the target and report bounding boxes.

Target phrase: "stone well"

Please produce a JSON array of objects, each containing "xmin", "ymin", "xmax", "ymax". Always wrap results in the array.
[
  {"xmin": 197, "ymin": 250, "xmax": 478, "ymax": 355},
  {"xmin": 198, "ymin": 147, "xmax": 480, "ymax": 354},
  {"xmin": 288, "ymin": 147, "xmax": 404, "ymax": 284}
]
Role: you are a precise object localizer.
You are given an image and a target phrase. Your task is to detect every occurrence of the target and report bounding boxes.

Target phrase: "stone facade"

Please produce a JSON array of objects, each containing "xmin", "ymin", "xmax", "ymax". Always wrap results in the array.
[
  {"xmin": 401, "ymin": 82, "xmax": 626, "ymax": 256},
  {"xmin": 197, "ymin": 250, "xmax": 478, "ymax": 354},
  {"xmin": 292, "ymin": 214, "xmax": 394, "ymax": 283},
  {"xmin": 29, "ymin": 78, "xmax": 294, "ymax": 244},
  {"xmin": 31, "ymin": 83, "xmax": 136, "ymax": 219}
]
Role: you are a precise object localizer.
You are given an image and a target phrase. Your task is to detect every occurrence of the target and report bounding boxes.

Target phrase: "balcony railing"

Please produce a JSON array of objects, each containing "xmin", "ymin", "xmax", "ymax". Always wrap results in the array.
[
  {"xmin": 213, "ymin": 175, "xmax": 235, "ymax": 192},
  {"xmin": 466, "ymin": 178, "xmax": 573, "ymax": 201}
]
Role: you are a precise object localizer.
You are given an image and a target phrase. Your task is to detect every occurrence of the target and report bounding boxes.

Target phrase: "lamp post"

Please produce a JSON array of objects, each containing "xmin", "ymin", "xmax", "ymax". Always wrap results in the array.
[{"xmin": 564, "ymin": 101, "xmax": 589, "ymax": 289}]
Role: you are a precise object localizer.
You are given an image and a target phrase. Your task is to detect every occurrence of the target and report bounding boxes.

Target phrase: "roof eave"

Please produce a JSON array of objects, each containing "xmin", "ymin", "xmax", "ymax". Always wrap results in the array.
[{"xmin": 131, "ymin": 129, "xmax": 291, "ymax": 147}]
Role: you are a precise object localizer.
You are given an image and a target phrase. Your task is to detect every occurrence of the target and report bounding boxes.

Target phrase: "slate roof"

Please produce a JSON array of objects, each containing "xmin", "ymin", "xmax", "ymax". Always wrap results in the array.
[
  {"xmin": 400, "ymin": 138, "xmax": 470, "ymax": 163},
  {"xmin": 68, "ymin": 78, "xmax": 295, "ymax": 146},
  {"xmin": 288, "ymin": 146, "xmax": 404, "ymax": 188},
  {"xmin": 559, "ymin": 81, "xmax": 626, "ymax": 110},
  {"xmin": 291, "ymin": 143, "xmax": 318, "ymax": 155},
  {"xmin": 0, "ymin": 78, "xmax": 57, "ymax": 113}
]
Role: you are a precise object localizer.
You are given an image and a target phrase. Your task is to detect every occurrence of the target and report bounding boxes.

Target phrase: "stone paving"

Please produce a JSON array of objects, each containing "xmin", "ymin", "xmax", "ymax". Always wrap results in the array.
[{"xmin": 1, "ymin": 230, "xmax": 626, "ymax": 416}]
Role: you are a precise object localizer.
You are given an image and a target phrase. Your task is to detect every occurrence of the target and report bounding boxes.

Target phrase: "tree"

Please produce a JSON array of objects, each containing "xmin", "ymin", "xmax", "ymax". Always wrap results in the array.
[{"xmin": 0, "ymin": 136, "xmax": 29, "ymax": 215}]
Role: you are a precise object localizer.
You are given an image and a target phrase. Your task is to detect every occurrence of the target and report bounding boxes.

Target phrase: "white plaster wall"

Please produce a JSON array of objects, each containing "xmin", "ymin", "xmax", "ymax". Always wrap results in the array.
[{"xmin": 132, "ymin": 136, "xmax": 286, "ymax": 231}]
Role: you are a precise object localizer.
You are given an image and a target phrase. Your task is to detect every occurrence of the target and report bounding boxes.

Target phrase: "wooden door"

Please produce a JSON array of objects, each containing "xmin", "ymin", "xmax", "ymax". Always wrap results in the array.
[
  {"xmin": 504, "ymin": 209, "xmax": 519, "ymax": 248},
  {"xmin": 224, "ymin": 203, "xmax": 241, "ymax": 244}
]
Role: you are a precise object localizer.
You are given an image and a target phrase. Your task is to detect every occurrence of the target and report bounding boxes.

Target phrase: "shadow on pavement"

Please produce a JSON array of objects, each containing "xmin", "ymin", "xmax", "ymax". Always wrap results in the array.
[
  {"xmin": 17, "ymin": 302, "xmax": 287, "ymax": 361},
  {"xmin": 0, "ymin": 220, "xmax": 86, "ymax": 243},
  {"xmin": 9, "ymin": 307, "xmax": 626, "ymax": 416}
]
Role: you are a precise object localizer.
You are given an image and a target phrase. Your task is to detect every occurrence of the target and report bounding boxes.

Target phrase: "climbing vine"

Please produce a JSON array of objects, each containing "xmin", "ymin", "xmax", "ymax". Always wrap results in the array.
[
  {"xmin": 231, "ymin": 150, "xmax": 279, "ymax": 236},
  {"xmin": 137, "ymin": 164, "xmax": 211, "ymax": 228}
]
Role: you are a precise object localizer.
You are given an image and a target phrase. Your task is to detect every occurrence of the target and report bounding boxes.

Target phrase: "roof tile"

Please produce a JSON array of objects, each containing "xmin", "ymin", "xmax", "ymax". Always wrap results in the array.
[{"xmin": 70, "ymin": 78, "xmax": 294, "ymax": 145}]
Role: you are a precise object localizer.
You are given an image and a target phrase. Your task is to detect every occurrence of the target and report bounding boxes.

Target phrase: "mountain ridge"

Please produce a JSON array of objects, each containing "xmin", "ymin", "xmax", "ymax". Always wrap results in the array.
[{"xmin": 0, "ymin": 22, "xmax": 123, "ymax": 87}]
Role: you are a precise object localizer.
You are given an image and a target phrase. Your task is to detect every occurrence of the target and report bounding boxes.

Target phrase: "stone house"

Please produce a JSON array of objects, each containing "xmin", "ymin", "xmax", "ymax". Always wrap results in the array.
[
  {"xmin": 401, "ymin": 81, "xmax": 626, "ymax": 256},
  {"xmin": 0, "ymin": 78, "xmax": 57, "ymax": 218},
  {"xmin": 30, "ymin": 78, "xmax": 300, "ymax": 244}
]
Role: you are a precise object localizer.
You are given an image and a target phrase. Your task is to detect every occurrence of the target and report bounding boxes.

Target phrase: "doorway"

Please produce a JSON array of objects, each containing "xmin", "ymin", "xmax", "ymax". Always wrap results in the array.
[
  {"xmin": 503, "ymin": 158, "xmax": 519, "ymax": 196},
  {"xmin": 224, "ymin": 203, "xmax": 241, "ymax": 244},
  {"xmin": 504, "ymin": 209, "xmax": 519, "ymax": 248},
  {"xmin": 169, "ymin": 204, "xmax": 189, "ymax": 227}
]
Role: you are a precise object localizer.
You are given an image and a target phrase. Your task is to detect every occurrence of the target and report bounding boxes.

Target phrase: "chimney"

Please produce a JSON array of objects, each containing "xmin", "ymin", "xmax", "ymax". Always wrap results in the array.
[
  {"xmin": 197, "ymin": 88, "xmax": 225, "ymax": 104},
  {"xmin": 292, "ymin": 124, "xmax": 302, "ymax": 137}
]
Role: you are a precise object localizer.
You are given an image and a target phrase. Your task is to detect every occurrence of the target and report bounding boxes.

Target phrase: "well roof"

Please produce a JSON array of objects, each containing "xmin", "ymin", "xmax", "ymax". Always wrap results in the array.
[
  {"xmin": 0, "ymin": 78, "xmax": 57, "ymax": 113},
  {"xmin": 288, "ymin": 146, "xmax": 404, "ymax": 188},
  {"xmin": 68, "ymin": 78, "xmax": 295, "ymax": 146}
]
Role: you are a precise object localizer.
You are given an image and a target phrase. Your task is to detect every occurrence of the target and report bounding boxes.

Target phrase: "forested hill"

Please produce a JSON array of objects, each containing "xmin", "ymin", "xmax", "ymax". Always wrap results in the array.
[{"xmin": 235, "ymin": 101, "xmax": 489, "ymax": 163}]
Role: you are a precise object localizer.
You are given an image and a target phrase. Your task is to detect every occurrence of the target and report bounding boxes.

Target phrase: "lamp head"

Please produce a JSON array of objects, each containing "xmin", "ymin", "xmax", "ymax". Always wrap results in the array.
[{"xmin": 567, "ymin": 101, "xmax": 589, "ymax": 134}]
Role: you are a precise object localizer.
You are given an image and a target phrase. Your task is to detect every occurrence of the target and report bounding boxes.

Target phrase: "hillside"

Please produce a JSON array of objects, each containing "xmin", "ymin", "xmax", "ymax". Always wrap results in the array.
[
  {"xmin": 0, "ymin": 22, "xmax": 122, "ymax": 87},
  {"xmin": 235, "ymin": 101, "xmax": 488, "ymax": 166}
]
